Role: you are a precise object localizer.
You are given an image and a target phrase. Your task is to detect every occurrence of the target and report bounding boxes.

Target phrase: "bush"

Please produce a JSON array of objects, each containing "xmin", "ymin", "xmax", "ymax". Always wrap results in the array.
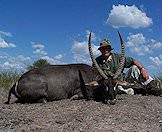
[{"xmin": 27, "ymin": 59, "xmax": 50, "ymax": 70}]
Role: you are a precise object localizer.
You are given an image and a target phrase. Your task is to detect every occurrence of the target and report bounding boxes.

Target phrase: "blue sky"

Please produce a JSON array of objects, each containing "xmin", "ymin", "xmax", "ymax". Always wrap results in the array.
[{"xmin": 0, "ymin": 0, "xmax": 162, "ymax": 75}]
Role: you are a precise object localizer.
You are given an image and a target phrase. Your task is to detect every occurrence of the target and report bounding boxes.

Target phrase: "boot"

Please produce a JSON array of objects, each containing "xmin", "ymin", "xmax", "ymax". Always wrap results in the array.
[{"xmin": 146, "ymin": 80, "xmax": 162, "ymax": 96}]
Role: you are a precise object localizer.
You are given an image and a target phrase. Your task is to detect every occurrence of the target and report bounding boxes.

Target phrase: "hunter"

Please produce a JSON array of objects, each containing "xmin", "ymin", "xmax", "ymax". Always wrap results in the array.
[{"xmin": 95, "ymin": 39, "xmax": 162, "ymax": 96}]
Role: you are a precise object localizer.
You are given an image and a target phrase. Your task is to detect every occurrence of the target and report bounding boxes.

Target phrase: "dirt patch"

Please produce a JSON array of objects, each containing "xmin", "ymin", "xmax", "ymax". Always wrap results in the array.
[{"xmin": 0, "ymin": 92, "xmax": 162, "ymax": 132}]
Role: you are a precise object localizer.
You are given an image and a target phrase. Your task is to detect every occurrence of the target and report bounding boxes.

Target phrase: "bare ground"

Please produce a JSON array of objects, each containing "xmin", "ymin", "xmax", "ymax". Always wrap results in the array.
[{"xmin": 0, "ymin": 91, "xmax": 162, "ymax": 132}]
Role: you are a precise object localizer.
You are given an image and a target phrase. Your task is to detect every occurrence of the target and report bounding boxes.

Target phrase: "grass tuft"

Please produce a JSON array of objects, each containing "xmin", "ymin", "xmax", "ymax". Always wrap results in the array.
[{"xmin": 0, "ymin": 71, "xmax": 21, "ymax": 91}]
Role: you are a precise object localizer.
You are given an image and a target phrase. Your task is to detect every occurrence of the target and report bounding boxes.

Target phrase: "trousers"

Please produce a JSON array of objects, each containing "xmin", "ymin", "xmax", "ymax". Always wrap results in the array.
[{"xmin": 124, "ymin": 65, "xmax": 153, "ymax": 86}]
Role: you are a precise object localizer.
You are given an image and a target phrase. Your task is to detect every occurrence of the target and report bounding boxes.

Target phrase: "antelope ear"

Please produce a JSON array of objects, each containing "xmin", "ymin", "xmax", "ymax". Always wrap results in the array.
[{"xmin": 85, "ymin": 81, "xmax": 99, "ymax": 86}]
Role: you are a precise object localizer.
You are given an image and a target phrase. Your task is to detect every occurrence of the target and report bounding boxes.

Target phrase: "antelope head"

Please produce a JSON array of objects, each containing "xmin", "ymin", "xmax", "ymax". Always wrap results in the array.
[{"xmin": 87, "ymin": 31, "xmax": 125, "ymax": 104}]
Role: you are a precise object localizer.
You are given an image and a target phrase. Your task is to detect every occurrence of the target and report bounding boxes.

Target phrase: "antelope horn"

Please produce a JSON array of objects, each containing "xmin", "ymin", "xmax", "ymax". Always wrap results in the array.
[
  {"xmin": 88, "ymin": 32, "xmax": 108, "ymax": 79},
  {"xmin": 113, "ymin": 31, "xmax": 125, "ymax": 79}
]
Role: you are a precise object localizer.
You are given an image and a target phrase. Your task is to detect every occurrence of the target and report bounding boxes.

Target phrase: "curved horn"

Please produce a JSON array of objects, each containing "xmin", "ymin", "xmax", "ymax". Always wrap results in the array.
[
  {"xmin": 113, "ymin": 31, "xmax": 125, "ymax": 79},
  {"xmin": 88, "ymin": 32, "xmax": 108, "ymax": 79}
]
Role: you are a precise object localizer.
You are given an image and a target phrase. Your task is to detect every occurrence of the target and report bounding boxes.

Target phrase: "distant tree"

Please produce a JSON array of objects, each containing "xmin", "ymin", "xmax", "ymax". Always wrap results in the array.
[{"xmin": 27, "ymin": 59, "xmax": 50, "ymax": 70}]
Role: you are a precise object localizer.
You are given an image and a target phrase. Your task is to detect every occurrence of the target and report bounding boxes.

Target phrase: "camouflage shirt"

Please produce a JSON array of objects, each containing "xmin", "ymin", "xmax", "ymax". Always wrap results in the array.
[{"xmin": 95, "ymin": 53, "xmax": 134, "ymax": 78}]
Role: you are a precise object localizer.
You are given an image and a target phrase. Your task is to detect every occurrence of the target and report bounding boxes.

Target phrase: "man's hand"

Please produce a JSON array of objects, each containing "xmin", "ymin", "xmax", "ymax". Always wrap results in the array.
[{"xmin": 141, "ymin": 68, "xmax": 149, "ymax": 81}]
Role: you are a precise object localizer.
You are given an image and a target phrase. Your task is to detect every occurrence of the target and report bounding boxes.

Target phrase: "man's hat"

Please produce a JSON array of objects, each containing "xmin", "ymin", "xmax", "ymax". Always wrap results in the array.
[{"xmin": 98, "ymin": 39, "xmax": 113, "ymax": 50}]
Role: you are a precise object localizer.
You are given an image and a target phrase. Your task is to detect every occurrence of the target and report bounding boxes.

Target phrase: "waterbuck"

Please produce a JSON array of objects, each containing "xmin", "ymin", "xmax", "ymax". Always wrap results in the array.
[{"xmin": 5, "ymin": 32, "xmax": 125, "ymax": 104}]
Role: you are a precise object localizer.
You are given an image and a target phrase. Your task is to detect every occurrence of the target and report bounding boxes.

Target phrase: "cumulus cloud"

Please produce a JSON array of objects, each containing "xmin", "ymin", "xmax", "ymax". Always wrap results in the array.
[
  {"xmin": 126, "ymin": 33, "xmax": 150, "ymax": 55},
  {"xmin": 54, "ymin": 54, "xmax": 63, "ymax": 60},
  {"xmin": 32, "ymin": 42, "xmax": 45, "ymax": 50},
  {"xmin": 41, "ymin": 54, "xmax": 64, "ymax": 64},
  {"xmin": 0, "ymin": 54, "xmax": 31, "ymax": 72},
  {"xmin": 33, "ymin": 49, "xmax": 47, "ymax": 56},
  {"xmin": 149, "ymin": 55, "xmax": 162, "ymax": 75},
  {"xmin": 32, "ymin": 42, "xmax": 47, "ymax": 57},
  {"xmin": 126, "ymin": 33, "xmax": 162, "ymax": 55},
  {"xmin": 127, "ymin": 33, "xmax": 146, "ymax": 47},
  {"xmin": 149, "ymin": 56, "xmax": 162, "ymax": 66},
  {"xmin": 0, "ymin": 45, "xmax": 65, "ymax": 71},
  {"xmin": 0, "ymin": 38, "xmax": 16, "ymax": 48},
  {"xmin": 71, "ymin": 31, "xmax": 100, "ymax": 64},
  {"xmin": 31, "ymin": 42, "xmax": 65, "ymax": 65},
  {"xmin": 148, "ymin": 39, "xmax": 162, "ymax": 49},
  {"xmin": 0, "ymin": 40, "xmax": 65, "ymax": 71},
  {"xmin": 0, "ymin": 31, "xmax": 16, "ymax": 48},
  {"xmin": 72, "ymin": 41, "xmax": 90, "ymax": 63},
  {"xmin": 0, "ymin": 31, "xmax": 12, "ymax": 37},
  {"xmin": 107, "ymin": 5, "xmax": 153, "ymax": 29}
]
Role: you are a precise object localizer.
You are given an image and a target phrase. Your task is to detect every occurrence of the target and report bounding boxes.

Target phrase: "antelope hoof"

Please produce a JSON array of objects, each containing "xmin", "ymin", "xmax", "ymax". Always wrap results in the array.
[{"xmin": 4, "ymin": 101, "xmax": 9, "ymax": 104}]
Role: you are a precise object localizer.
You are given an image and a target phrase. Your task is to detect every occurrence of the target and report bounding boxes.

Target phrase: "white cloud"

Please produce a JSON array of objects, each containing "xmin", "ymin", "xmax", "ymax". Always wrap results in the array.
[
  {"xmin": 107, "ymin": 5, "xmax": 153, "ymax": 28},
  {"xmin": 0, "ymin": 36, "xmax": 16, "ymax": 48},
  {"xmin": 148, "ymin": 39, "xmax": 162, "ymax": 49},
  {"xmin": 149, "ymin": 55, "xmax": 162, "ymax": 75},
  {"xmin": 0, "ymin": 38, "xmax": 66, "ymax": 71},
  {"xmin": 126, "ymin": 33, "xmax": 162, "ymax": 55},
  {"xmin": 71, "ymin": 39, "xmax": 100, "ymax": 64},
  {"xmin": 0, "ymin": 55, "xmax": 31, "ymax": 72},
  {"xmin": 54, "ymin": 54, "xmax": 63, "ymax": 60},
  {"xmin": 72, "ymin": 41, "xmax": 90, "ymax": 63},
  {"xmin": 0, "ymin": 31, "xmax": 12, "ymax": 37},
  {"xmin": 31, "ymin": 42, "xmax": 65, "ymax": 65},
  {"xmin": 127, "ymin": 33, "xmax": 146, "ymax": 47},
  {"xmin": 41, "ymin": 55, "xmax": 64, "ymax": 64},
  {"xmin": 149, "ymin": 56, "xmax": 162, "ymax": 66},
  {"xmin": 33, "ymin": 49, "xmax": 47, "ymax": 56},
  {"xmin": 129, "ymin": 46, "xmax": 149, "ymax": 56},
  {"xmin": 0, "ymin": 46, "xmax": 65, "ymax": 71},
  {"xmin": 32, "ymin": 43, "xmax": 45, "ymax": 50},
  {"xmin": 32, "ymin": 42, "xmax": 47, "ymax": 57},
  {"xmin": 16, "ymin": 55, "xmax": 31, "ymax": 63}
]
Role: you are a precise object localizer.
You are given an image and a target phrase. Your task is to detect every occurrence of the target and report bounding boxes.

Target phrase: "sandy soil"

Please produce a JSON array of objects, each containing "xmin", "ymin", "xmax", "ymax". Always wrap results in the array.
[{"xmin": 0, "ymin": 91, "xmax": 162, "ymax": 132}]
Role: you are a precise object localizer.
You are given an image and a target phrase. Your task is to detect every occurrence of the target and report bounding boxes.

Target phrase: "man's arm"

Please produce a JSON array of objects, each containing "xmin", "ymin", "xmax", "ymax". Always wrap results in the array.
[{"xmin": 133, "ymin": 60, "xmax": 149, "ymax": 81}]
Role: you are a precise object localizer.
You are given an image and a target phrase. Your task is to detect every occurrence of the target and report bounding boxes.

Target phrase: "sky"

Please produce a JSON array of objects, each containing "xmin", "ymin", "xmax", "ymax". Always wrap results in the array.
[{"xmin": 0, "ymin": 0, "xmax": 162, "ymax": 75}]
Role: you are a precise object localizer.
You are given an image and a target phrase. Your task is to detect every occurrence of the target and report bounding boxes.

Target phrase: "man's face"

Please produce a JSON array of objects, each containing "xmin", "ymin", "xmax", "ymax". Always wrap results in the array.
[{"xmin": 99, "ymin": 47, "xmax": 111, "ymax": 56}]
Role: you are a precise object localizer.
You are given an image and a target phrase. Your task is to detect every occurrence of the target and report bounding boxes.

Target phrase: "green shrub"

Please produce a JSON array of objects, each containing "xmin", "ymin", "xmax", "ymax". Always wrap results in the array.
[{"xmin": 27, "ymin": 59, "xmax": 50, "ymax": 70}]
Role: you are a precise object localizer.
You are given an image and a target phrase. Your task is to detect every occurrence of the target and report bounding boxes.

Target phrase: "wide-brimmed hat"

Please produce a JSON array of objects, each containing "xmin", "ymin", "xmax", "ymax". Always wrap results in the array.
[{"xmin": 98, "ymin": 39, "xmax": 113, "ymax": 50}]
